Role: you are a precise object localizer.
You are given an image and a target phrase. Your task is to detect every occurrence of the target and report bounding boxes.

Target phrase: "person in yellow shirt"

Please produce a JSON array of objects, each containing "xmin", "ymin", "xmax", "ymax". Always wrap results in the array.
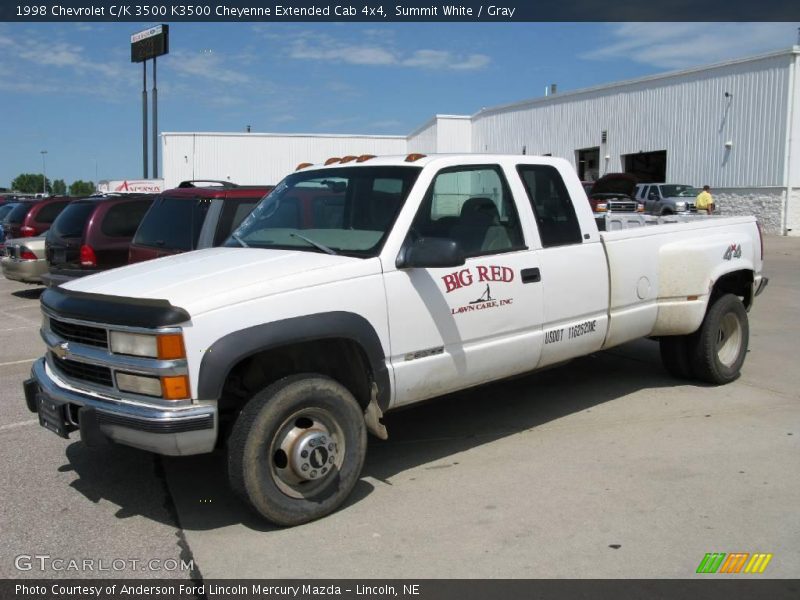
[{"xmin": 696, "ymin": 185, "xmax": 714, "ymax": 214}]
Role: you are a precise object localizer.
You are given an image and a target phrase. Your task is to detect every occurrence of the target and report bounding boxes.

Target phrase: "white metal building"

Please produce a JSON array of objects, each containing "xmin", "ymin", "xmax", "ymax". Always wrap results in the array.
[
  {"xmin": 161, "ymin": 132, "xmax": 406, "ymax": 189},
  {"xmin": 162, "ymin": 46, "xmax": 799, "ymax": 234}
]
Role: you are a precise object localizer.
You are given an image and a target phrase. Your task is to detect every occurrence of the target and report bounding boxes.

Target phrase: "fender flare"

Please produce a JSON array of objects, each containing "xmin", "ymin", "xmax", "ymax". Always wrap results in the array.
[{"xmin": 196, "ymin": 311, "xmax": 391, "ymax": 411}]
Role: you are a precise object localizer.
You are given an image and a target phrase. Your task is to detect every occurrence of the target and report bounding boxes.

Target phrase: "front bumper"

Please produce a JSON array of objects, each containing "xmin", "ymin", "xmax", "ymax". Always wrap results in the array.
[
  {"xmin": 25, "ymin": 358, "xmax": 217, "ymax": 456},
  {"xmin": 1, "ymin": 257, "xmax": 46, "ymax": 284}
]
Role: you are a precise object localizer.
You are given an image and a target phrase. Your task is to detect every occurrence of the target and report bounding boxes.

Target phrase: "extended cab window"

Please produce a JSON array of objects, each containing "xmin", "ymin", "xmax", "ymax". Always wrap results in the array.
[
  {"xmin": 517, "ymin": 165, "xmax": 582, "ymax": 247},
  {"xmin": 409, "ymin": 165, "xmax": 524, "ymax": 257},
  {"xmin": 226, "ymin": 166, "xmax": 420, "ymax": 257},
  {"xmin": 134, "ymin": 197, "xmax": 211, "ymax": 251}
]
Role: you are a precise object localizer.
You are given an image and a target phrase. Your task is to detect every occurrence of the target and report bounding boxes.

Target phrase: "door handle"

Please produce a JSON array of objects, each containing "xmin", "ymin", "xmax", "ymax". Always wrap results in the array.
[{"xmin": 521, "ymin": 268, "xmax": 541, "ymax": 284}]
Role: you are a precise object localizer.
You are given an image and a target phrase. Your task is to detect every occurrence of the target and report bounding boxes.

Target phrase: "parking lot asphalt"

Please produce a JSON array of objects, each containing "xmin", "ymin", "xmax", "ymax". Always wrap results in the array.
[{"xmin": 1, "ymin": 236, "xmax": 797, "ymax": 580}]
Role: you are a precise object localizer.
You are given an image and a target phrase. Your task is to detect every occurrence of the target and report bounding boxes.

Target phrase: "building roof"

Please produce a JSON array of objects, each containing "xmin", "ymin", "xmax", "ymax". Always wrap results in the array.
[{"xmin": 473, "ymin": 46, "xmax": 800, "ymax": 119}]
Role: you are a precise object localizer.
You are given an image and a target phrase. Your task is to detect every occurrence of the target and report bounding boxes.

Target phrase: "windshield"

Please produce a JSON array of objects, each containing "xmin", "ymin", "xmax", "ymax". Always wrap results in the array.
[
  {"xmin": 226, "ymin": 166, "xmax": 421, "ymax": 257},
  {"xmin": 51, "ymin": 201, "xmax": 95, "ymax": 238},
  {"xmin": 661, "ymin": 185, "xmax": 695, "ymax": 197},
  {"xmin": 133, "ymin": 196, "xmax": 211, "ymax": 251}
]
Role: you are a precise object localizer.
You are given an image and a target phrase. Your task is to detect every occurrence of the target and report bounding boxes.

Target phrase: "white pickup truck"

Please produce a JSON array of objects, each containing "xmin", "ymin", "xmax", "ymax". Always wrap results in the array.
[{"xmin": 24, "ymin": 154, "xmax": 767, "ymax": 526}]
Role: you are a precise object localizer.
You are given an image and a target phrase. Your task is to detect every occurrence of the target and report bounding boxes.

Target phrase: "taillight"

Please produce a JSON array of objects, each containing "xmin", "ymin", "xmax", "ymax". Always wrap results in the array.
[
  {"xmin": 20, "ymin": 226, "xmax": 35, "ymax": 237},
  {"xmin": 19, "ymin": 248, "xmax": 37, "ymax": 260},
  {"xmin": 80, "ymin": 244, "xmax": 97, "ymax": 267}
]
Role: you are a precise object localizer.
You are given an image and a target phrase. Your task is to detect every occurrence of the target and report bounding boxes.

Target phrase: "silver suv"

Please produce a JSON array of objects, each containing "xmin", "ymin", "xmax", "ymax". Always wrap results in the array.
[{"xmin": 636, "ymin": 184, "xmax": 699, "ymax": 215}]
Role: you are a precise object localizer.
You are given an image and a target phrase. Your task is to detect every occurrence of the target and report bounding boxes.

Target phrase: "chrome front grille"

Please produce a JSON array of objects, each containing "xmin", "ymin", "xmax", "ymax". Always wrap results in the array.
[
  {"xmin": 49, "ymin": 318, "xmax": 108, "ymax": 349},
  {"xmin": 49, "ymin": 353, "xmax": 113, "ymax": 387},
  {"xmin": 41, "ymin": 309, "xmax": 190, "ymax": 405}
]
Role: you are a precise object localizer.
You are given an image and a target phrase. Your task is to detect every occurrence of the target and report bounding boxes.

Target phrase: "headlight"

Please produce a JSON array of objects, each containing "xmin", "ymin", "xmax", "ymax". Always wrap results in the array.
[
  {"xmin": 594, "ymin": 202, "xmax": 608, "ymax": 213},
  {"xmin": 109, "ymin": 331, "xmax": 186, "ymax": 359},
  {"xmin": 675, "ymin": 201, "xmax": 686, "ymax": 211}
]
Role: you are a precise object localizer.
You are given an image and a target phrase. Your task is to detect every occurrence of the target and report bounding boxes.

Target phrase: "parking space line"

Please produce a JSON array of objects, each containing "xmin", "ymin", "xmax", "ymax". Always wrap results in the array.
[
  {"xmin": 0, "ymin": 325, "xmax": 38, "ymax": 332},
  {"xmin": 0, "ymin": 311, "xmax": 40, "ymax": 326},
  {"xmin": 0, "ymin": 358, "xmax": 38, "ymax": 367},
  {"xmin": 0, "ymin": 419, "xmax": 38, "ymax": 432},
  {"xmin": 0, "ymin": 303, "xmax": 43, "ymax": 312}
]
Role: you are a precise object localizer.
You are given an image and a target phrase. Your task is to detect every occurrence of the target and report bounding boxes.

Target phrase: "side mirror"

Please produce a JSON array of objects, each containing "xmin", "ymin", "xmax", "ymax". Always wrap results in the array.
[{"xmin": 396, "ymin": 237, "xmax": 465, "ymax": 269}]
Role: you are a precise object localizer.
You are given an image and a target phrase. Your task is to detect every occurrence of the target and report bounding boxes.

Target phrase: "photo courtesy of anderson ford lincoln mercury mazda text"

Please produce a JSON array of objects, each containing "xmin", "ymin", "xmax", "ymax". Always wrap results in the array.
[{"xmin": 23, "ymin": 154, "xmax": 767, "ymax": 526}]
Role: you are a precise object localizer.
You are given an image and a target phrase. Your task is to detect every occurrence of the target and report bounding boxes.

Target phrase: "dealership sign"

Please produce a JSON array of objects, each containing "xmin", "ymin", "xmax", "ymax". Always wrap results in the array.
[
  {"xmin": 130, "ymin": 24, "xmax": 169, "ymax": 63},
  {"xmin": 97, "ymin": 179, "xmax": 164, "ymax": 194}
]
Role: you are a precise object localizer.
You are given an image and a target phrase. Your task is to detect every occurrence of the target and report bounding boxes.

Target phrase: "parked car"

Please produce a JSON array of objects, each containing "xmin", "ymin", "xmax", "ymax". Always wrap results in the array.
[
  {"xmin": 128, "ymin": 181, "xmax": 272, "ymax": 264},
  {"xmin": 0, "ymin": 203, "xmax": 20, "ymax": 248},
  {"xmin": 635, "ymin": 183, "xmax": 699, "ymax": 215},
  {"xmin": 2, "ymin": 196, "xmax": 72, "ymax": 240},
  {"xmin": 26, "ymin": 154, "xmax": 766, "ymax": 526},
  {"xmin": 1, "ymin": 236, "xmax": 47, "ymax": 284},
  {"xmin": 42, "ymin": 194, "xmax": 155, "ymax": 287}
]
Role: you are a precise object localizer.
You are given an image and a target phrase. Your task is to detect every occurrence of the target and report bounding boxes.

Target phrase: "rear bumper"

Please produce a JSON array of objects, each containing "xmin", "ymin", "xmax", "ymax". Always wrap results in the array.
[
  {"xmin": 25, "ymin": 357, "xmax": 217, "ymax": 456},
  {"xmin": 41, "ymin": 269, "xmax": 98, "ymax": 288},
  {"xmin": 1, "ymin": 257, "xmax": 46, "ymax": 283}
]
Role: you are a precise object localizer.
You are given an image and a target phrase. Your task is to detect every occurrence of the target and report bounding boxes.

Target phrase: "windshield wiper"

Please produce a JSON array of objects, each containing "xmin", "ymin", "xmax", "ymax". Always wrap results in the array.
[
  {"xmin": 289, "ymin": 232, "xmax": 337, "ymax": 255},
  {"xmin": 232, "ymin": 233, "xmax": 250, "ymax": 248}
]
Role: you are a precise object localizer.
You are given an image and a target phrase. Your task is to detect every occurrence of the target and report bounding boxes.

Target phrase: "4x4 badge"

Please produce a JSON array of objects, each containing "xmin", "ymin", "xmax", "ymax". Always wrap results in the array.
[{"xmin": 723, "ymin": 243, "xmax": 742, "ymax": 260}]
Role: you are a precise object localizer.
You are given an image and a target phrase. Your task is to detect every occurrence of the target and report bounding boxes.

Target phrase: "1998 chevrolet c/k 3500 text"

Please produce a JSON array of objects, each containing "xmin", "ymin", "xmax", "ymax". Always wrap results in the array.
[{"xmin": 24, "ymin": 154, "xmax": 768, "ymax": 525}]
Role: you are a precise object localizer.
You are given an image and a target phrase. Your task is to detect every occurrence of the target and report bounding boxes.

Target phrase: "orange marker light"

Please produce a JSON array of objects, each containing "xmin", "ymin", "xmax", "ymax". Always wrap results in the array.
[
  {"xmin": 356, "ymin": 154, "xmax": 376, "ymax": 162},
  {"xmin": 324, "ymin": 157, "xmax": 341, "ymax": 165},
  {"xmin": 161, "ymin": 375, "xmax": 190, "ymax": 400},
  {"xmin": 157, "ymin": 334, "xmax": 186, "ymax": 360},
  {"xmin": 340, "ymin": 155, "xmax": 357, "ymax": 163},
  {"xmin": 405, "ymin": 153, "xmax": 426, "ymax": 162},
  {"xmin": 296, "ymin": 162, "xmax": 313, "ymax": 171}
]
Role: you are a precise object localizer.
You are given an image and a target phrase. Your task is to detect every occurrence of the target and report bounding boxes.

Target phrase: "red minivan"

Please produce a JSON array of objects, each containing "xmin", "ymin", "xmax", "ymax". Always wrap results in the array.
[
  {"xmin": 43, "ymin": 194, "xmax": 155, "ymax": 287},
  {"xmin": 3, "ymin": 197, "xmax": 72, "ymax": 239},
  {"xmin": 128, "ymin": 181, "xmax": 272, "ymax": 263}
]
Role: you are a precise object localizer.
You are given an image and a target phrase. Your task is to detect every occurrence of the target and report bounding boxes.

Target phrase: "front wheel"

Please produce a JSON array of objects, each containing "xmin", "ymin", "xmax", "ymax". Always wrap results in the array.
[
  {"xmin": 228, "ymin": 374, "xmax": 367, "ymax": 526},
  {"xmin": 691, "ymin": 294, "xmax": 749, "ymax": 385}
]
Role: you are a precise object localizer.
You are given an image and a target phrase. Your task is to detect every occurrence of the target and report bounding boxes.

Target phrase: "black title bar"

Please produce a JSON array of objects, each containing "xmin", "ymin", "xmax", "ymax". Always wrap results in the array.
[{"xmin": 2, "ymin": 0, "xmax": 800, "ymax": 22}]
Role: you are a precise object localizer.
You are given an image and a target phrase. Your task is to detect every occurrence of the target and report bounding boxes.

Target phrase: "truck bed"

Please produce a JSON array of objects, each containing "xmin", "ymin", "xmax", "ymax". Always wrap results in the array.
[{"xmin": 599, "ymin": 214, "xmax": 761, "ymax": 348}]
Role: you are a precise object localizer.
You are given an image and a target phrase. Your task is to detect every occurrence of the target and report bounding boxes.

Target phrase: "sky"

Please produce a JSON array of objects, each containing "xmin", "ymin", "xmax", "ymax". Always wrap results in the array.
[{"xmin": 0, "ymin": 22, "xmax": 798, "ymax": 187}]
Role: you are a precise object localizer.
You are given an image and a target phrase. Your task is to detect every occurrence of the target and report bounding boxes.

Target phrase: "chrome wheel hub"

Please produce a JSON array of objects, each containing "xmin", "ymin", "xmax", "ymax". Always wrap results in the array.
[
  {"xmin": 290, "ymin": 430, "xmax": 339, "ymax": 481},
  {"xmin": 270, "ymin": 409, "xmax": 345, "ymax": 498}
]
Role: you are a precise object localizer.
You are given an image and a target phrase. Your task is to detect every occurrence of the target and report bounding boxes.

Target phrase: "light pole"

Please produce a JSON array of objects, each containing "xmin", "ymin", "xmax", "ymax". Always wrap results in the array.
[{"xmin": 40, "ymin": 150, "xmax": 48, "ymax": 195}]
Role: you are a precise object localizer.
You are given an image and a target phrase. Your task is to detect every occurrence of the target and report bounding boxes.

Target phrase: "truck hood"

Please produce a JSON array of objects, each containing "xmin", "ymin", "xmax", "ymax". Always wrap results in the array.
[
  {"xmin": 62, "ymin": 248, "xmax": 376, "ymax": 317},
  {"xmin": 590, "ymin": 174, "xmax": 638, "ymax": 198}
]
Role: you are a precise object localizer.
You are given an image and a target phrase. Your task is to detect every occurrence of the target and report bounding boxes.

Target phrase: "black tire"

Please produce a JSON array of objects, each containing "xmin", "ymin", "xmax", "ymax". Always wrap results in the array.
[
  {"xmin": 661, "ymin": 208, "xmax": 674, "ymax": 216},
  {"xmin": 691, "ymin": 294, "xmax": 749, "ymax": 385},
  {"xmin": 659, "ymin": 335, "xmax": 695, "ymax": 379},
  {"xmin": 228, "ymin": 374, "xmax": 367, "ymax": 526}
]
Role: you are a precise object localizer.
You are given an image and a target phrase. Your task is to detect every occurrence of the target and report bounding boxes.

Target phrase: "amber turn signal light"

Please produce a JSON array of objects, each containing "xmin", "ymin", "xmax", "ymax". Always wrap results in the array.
[
  {"xmin": 157, "ymin": 334, "xmax": 186, "ymax": 360},
  {"xmin": 161, "ymin": 375, "xmax": 190, "ymax": 400}
]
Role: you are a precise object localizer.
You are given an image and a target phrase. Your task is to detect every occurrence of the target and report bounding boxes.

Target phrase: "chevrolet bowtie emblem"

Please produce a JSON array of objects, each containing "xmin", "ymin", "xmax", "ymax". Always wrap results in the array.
[{"xmin": 52, "ymin": 342, "xmax": 69, "ymax": 360}]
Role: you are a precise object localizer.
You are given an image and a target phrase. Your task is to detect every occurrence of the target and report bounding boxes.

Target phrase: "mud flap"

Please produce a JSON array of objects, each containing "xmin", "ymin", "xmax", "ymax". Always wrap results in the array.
[{"xmin": 364, "ymin": 383, "xmax": 388, "ymax": 440}]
